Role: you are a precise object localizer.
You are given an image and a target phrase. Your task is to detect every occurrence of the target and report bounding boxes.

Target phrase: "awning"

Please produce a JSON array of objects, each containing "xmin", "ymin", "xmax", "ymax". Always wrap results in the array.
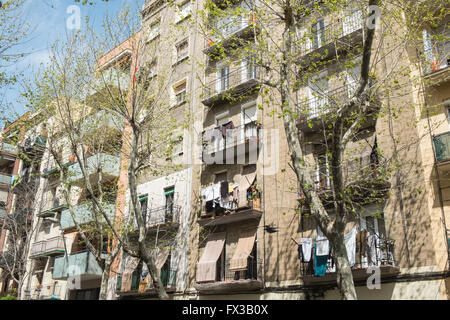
[
  {"xmin": 229, "ymin": 228, "xmax": 257, "ymax": 272},
  {"xmin": 121, "ymin": 256, "xmax": 140, "ymax": 292},
  {"xmin": 155, "ymin": 247, "xmax": 170, "ymax": 270},
  {"xmin": 238, "ymin": 172, "xmax": 256, "ymax": 207},
  {"xmin": 196, "ymin": 232, "xmax": 226, "ymax": 283},
  {"xmin": 139, "ymin": 195, "xmax": 148, "ymax": 201},
  {"xmin": 164, "ymin": 188, "xmax": 175, "ymax": 196},
  {"xmin": 143, "ymin": 247, "xmax": 170, "ymax": 291}
]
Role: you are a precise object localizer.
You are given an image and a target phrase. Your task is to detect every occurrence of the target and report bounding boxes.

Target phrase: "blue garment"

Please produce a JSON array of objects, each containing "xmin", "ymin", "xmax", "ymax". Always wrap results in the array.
[{"xmin": 314, "ymin": 243, "xmax": 328, "ymax": 276}]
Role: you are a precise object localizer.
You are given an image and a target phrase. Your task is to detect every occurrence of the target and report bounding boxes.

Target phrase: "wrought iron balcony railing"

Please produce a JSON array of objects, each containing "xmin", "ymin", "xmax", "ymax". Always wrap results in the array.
[
  {"xmin": 201, "ymin": 64, "xmax": 260, "ymax": 105},
  {"xmin": 296, "ymin": 83, "xmax": 358, "ymax": 119},
  {"xmin": 298, "ymin": 11, "xmax": 363, "ymax": 58},
  {"xmin": 143, "ymin": 205, "xmax": 182, "ymax": 228},
  {"xmin": 202, "ymin": 121, "xmax": 261, "ymax": 156},
  {"xmin": 0, "ymin": 142, "xmax": 18, "ymax": 155},
  {"xmin": 301, "ymin": 234, "xmax": 395, "ymax": 278}
]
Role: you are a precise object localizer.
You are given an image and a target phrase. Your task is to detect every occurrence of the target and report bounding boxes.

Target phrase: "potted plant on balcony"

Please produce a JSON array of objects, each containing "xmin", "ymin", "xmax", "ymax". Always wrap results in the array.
[{"xmin": 247, "ymin": 182, "xmax": 261, "ymax": 210}]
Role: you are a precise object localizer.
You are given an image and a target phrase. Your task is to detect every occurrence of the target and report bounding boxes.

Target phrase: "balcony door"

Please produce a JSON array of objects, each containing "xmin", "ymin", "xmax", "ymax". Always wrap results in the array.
[
  {"xmin": 312, "ymin": 20, "xmax": 325, "ymax": 50},
  {"xmin": 164, "ymin": 187, "xmax": 175, "ymax": 222},
  {"xmin": 346, "ymin": 59, "xmax": 361, "ymax": 98},
  {"xmin": 315, "ymin": 153, "xmax": 330, "ymax": 190},
  {"xmin": 215, "ymin": 112, "xmax": 229, "ymax": 152},
  {"xmin": 307, "ymin": 71, "xmax": 328, "ymax": 118},
  {"xmin": 216, "ymin": 64, "xmax": 230, "ymax": 93},
  {"xmin": 241, "ymin": 57, "xmax": 257, "ymax": 82},
  {"xmin": 242, "ymin": 103, "xmax": 258, "ymax": 141}
]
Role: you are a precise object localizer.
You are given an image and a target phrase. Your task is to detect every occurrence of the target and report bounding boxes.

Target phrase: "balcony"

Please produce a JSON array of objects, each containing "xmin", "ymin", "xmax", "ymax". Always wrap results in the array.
[
  {"xmin": 60, "ymin": 200, "xmax": 116, "ymax": 230},
  {"xmin": 422, "ymin": 29, "xmax": 450, "ymax": 86},
  {"xmin": 0, "ymin": 173, "xmax": 12, "ymax": 188},
  {"xmin": 41, "ymin": 160, "xmax": 76, "ymax": 179},
  {"xmin": 19, "ymin": 135, "xmax": 46, "ymax": 159},
  {"xmin": 26, "ymin": 283, "xmax": 64, "ymax": 300},
  {"xmin": 201, "ymin": 64, "xmax": 260, "ymax": 106},
  {"xmin": 29, "ymin": 236, "xmax": 65, "ymax": 259},
  {"xmin": 52, "ymin": 250, "xmax": 103, "ymax": 280},
  {"xmin": 116, "ymin": 268, "xmax": 178, "ymax": 297},
  {"xmin": 66, "ymin": 152, "xmax": 120, "ymax": 185},
  {"xmin": 37, "ymin": 200, "xmax": 68, "ymax": 218},
  {"xmin": 297, "ymin": 11, "xmax": 363, "ymax": 64},
  {"xmin": 296, "ymin": 83, "xmax": 378, "ymax": 131},
  {"xmin": 202, "ymin": 121, "xmax": 261, "ymax": 164},
  {"xmin": 79, "ymin": 110, "xmax": 124, "ymax": 136},
  {"xmin": 198, "ymin": 183, "xmax": 262, "ymax": 227},
  {"xmin": 204, "ymin": 4, "xmax": 259, "ymax": 55},
  {"xmin": 195, "ymin": 258, "xmax": 263, "ymax": 294},
  {"xmin": 143, "ymin": 205, "xmax": 182, "ymax": 233},
  {"xmin": 0, "ymin": 142, "xmax": 18, "ymax": 155},
  {"xmin": 301, "ymin": 235, "xmax": 399, "ymax": 286}
]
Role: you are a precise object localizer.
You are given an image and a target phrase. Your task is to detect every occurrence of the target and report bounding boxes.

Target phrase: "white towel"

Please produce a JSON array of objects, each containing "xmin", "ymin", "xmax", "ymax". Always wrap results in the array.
[
  {"xmin": 344, "ymin": 227, "xmax": 357, "ymax": 267},
  {"xmin": 201, "ymin": 185, "xmax": 214, "ymax": 201},
  {"xmin": 213, "ymin": 182, "xmax": 221, "ymax": 199},
  {"xmin": 316, "ymin": 235, "xmax": 329, "ymax": 256},
  {"xmin": 301, "ymin": 238, "xmax": 312, "ymax": 262}
]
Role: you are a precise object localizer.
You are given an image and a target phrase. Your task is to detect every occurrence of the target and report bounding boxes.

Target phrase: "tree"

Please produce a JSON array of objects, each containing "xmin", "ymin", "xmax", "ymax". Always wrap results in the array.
[
  {"xmin": 0, "ymin": 115, "xmax": 46, "ymax": 299},
  {"xmin": 0, "ymin": 0, "xmax": 30, "ymax": 122},
  {"xmin": 26, "ymin": 5, "xmax": 188, "ymax": 300},
  {"xmin": 199, "ymin": 0, "xmax": 448, "ymax": 299}
]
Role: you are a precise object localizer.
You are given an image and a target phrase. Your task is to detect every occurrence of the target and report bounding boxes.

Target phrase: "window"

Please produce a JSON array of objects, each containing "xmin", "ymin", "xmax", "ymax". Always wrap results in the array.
[
  {"xmin": 214, "ymin": 171, "xmax": 227, "ymax": 183},
  {"xmin": 216, "ymin": 65, "xmax": 230, "ymax": 92},
  {"xmin": 315, "ymin": 153, "xmax": 330, "ymax": 190},
  {"xmin": 175, "ymin": 39, "xmax": 189, "ymax": 62},
  {"xmin": 148, "ymin": 21, "xmax": 160, "ymax": 42},
  {"xmin": 164, "ymin": 187, "xmax": 175, "ymax": 220},
  {"xmin": 242, "ymin": 57, "xmax": 257, "ymax": 81},
  {"xmin": 173, "ymin": 80, "xmax": 187, "ymax": 105},
  {"xmin": 139, "ymin": 194, "xmax": 148, "ymax": 223},
  {"xmin": 312, "ymin": 20, "xmax": 325, "ymax": 49},
  {"xmin": 175, "ymin": 1, "xmax": 191, "ymax": 23},
  {"xmin": 307, "ymin": 71, "xmax": 328, "ymax": 118},
  {"xmin": 148, "ymin": 59, "xmax": 157, "ymax": 78},
  {"xmin": 172, "ymin": 135, "xmax": 184, "ymax": 156},
  {"xmin": 242, "ymin": 103, "xmax": 258, "ymax": 139}
]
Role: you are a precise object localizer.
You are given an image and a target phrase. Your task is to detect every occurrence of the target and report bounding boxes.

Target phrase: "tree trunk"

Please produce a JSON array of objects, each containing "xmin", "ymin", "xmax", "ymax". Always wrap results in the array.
[
  {"xmin": 99, "ymin": 262, "xmax": 110, "ymax": 300},
  {"xmin": 331, "ymin": 233, "xmax": 357, "ymax": 300}
]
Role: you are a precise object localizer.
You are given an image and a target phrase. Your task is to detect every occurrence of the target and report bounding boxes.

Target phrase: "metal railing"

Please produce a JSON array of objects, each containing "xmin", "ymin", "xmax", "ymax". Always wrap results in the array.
[
  {"xmin": 0, "ymin": 173, "xmax": 12, "ymax": 185},
  {"xmin": 30, "ymin": 236, "xmax": 65, "ymax": 257},
  {"xmin": 433, "ymin": 132, "xmax": 450, "ymax": 162},
  {"xmin": 117, "ymin": 268, "xmax": 178, "ymax": 292},
  {"xmin": 0, "ymin": 142, "xmax": 18, "ymax": 154},
  {"xmin": 144, "ymin": 205, "xmax": 182, "ymax": 228},
  {"xmin": 27, "ymin": 283, "xmax": 63, "ymax": 300},
  {"xmin": 298, "ymin": 11, "xmax": 363, "ymax": 56},
  {"xmin": 202, "ymin": 121, "xmax": 260, "ymax": 155},
  {"xmin": 422, "ymin": 33, "xmax": 450, "ymax": 75},
  {"xmin": 296, "ymin": 83, "xmax": 357, "ymax": 119},
  {"xmin": 301, "ymin": 234, "xmax": 395, "ymax": 277},
  {"xmin": 202, "ymin": 63, "xmax": 260, "ymax": 102},
  {"xmin": 224, "ymin": 258, "xmax": 263, "ymax": 282}
]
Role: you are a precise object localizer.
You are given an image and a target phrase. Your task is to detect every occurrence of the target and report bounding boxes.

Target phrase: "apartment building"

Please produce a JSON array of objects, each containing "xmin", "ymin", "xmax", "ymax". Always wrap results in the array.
[
  {"xmin": 109, "ymin": 0, "xmax": 198, "ymax": 300},
  {"xmin": 2, "ymin": 0, "xmax": 448, "ymax": 300},
  {"xmin": 181, "ymin": 0, "xmax": 450, "ymax": 300}
]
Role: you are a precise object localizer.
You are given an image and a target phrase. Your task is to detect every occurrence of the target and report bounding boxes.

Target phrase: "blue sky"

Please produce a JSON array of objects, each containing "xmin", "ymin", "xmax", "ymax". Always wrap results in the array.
[{"xmin": 2, "ymin": 0, "xmax": 145, "ymax": 123}]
